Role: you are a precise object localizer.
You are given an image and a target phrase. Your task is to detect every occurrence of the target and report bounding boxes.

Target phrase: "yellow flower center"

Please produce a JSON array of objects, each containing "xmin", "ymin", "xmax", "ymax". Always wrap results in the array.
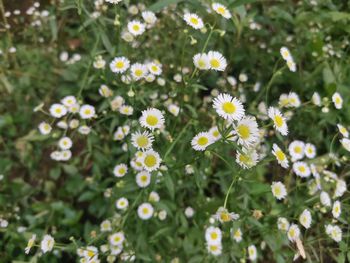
[
  {"xmin": 210, "ymin": 58, "xmax": 220, "ymax": 68},
  {"xmin": 274, "ymin": 115, "xmax": 284, "ymax": 127},
  {"xmin": 142, "ymin": 207, "xmax": 149, "ymax": 214},
  {"xmin": 84, "ymin": 109, "xmax": 91, "ymax": 115},
  {"xmin": 190, "ymin": 17, "xmax": 199, "ymax": 25},
  {"xmin": 151, "ymin": 65, "xmax": 158, "ymax": 72},
  {"xmin": 197, "ymin": 136, "xmax": 208, "ymax": 146},
  {"xmin": 294, "ymin": 146, "xmax": 302, "ymax": 154},
  {"xmin": 144, "ymin": 155, "xmax": 157, "ymax": 167},
  {"xmin": 136, "ymin": 136, "xmax": 149, "ymax": 147},
  {"xmin": 274, "ymin": 186, "xmax": 281, "ymax": 196},
  {"xmin": 275, "ymin": 150, "xmax": 285, "ymax": 161},
  {"xmin": 146, "ymin": 115, "xmax": 158, "ymax": 126},
  {"xmin": 237, "ymin": 124, "xmax": 250, "ymax": 139},
  {"xmin": 141, "ymin": 175, "xmax": 148, "ymax": 182},
  {"xmin": 298, "ymin": 166, "xmax": 306, "ymax": 173},
  {"xmin": 115, "ymin": 61, "xmax": 124, "ymax": 69},
  {"xmin": 217, "ymin": 6, "xmax": 225, "ymax": 14},
  {"xmin": 210, "ymin": 232, "xmax": 218, "ymax": 240},
  {"xmin": 220, "ymin": 212, "xmax": 230, "ymax": 222},
  {"xmin": 198, "ymin": 59, "xmax": 206, "ymax": 68},
  {"xmin": 133, "ymin": 24, "xmax": 140, "ymax": 31},
  {"xmin": 118, "ymin": 168, "xmax": 125, "ymax": 174},
  {"xmin": 222, "ymin": 102, "xmax": 236, "ymax": 114},
  {"xmin": 135, "ymin": 69, "xmax": 143, "ymax": 77},
  {"xmin": 55, "ymin": 108, "xmax": 62, "ymax": 114}
]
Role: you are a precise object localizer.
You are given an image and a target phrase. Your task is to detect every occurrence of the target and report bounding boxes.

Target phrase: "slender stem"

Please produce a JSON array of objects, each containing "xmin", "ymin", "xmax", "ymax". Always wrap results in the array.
[{"xmin": 223, "ymin": 175, "xmax": 237, "ymax": 209}]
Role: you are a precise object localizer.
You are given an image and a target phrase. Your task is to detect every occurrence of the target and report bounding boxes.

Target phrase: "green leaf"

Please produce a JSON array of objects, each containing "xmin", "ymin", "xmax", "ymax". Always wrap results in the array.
[
  {"xmin": 229, "ymin": 0, "xmax": 259, "ymax": 8},
  {"xmin": 164, "ymin": 173, "xmax": 175, "ymax": 200}
]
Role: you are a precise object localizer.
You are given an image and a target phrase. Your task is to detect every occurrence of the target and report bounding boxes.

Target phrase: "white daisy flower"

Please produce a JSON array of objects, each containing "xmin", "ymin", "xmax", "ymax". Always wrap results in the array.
[
  {"xmin": 299, "ymin": 209, "xmax": 312, "ymax": 229},
  {"xmin": 213, "ymin": 93, "xmax": 245, "ymax": 121},
  {"xmin": 209, "ymin": 126, "xmax": 222, "ymax": 142},
  {"xmin": 280, "ymin": 47, "xmax": 293, "ymax": 61},
  {"xmin": 288, "ymin": 92, "xmax": 301, "ymax": 108},
  {"xmin": 193, "ymin": 53, "xmax": 210, "ymax": 70},
  {"xmin": 139, "ymin": 108, "xmax": 165, "ymax": 130},
  {"xmin": 334, "ymin": 179, "xmax": 347, "ymax": 198},
  {"xmin": 212, "ymin": 2, "xmax": 231, "ymax": 19},
  {"xmin": 207, "ymin": 51, "xmax": 227, "ymax": 71},
  {"xmin": 332, "ymin": 92, "xmax": 343, "ymax": 109},
  {"xmin": 205, "ymin": 226, "xmax": 222, "ymax": 245},
  {"xmin": 288, "ymin": 140, "xmax": 305, "ymax": 161},
  {"xmin": 137, "ymin": 202, "xmax": 154, "ymax": 220},
  {"xmin": 191, "ymin": 132, "xmax": 214, "ymax": 151},
  {"xmin": 213, "ymin": 207, "xmax": 239, "ymax": 223},
  {"xmin": 130, "ymin": 63, "xmax": 148, "ymax": 80},
  {"xmin": 119, "ymin": 105, "xmax": 134, "ymax": 116},
  {"xmin": 248, "ymin": 245, "xmax": 257, "ymax": 261},
  {"xmin": 332, "ymin": 200, "xmax": 341, "ymax": 218},
  {"xmin": 304, "ymin": 143, "xmax": 316, "ymax": 158},
  {"xmin": 286, "ymin": 60, "xmax": 297, "ymax": 72},
  {"xmin": 131, "ymin": 131, "xmax": 154, "ymax": 150},
  {"xmin": 271, "ymin": 181, "xmax": 287, "ymax": 200},
  {"xmin": 142, "ymin": 11, "xmax": 157, "ymax": 25},
  {"xmin": 236, "ymin": 149, "xmax": 259, "ymax": 169},
  {"xmin": 136, "ymin": 170, "xmax": 151, "ymax": 188},
  {"xmin": 138, "ymin": 149, "xmax": 162, "ymax": 172},
  {"xmin": 287, "ymin": 224, "xmax": 300, "ymax": 242},
  {"xmin": 268, "ymin": 107, "xmax": 288, "ymax": 136},
  {"xmin": 167, "ymin": 104, "xmax": 180, "ymax": 116},
  {"xmin": 78, "ymin": 125, "xmax": 91, "ymax": 135},
  {"xmin": 83, "ymin": 246, "xmax": 98, "ymax": 260},
  {"xmin": 147, "ymin": 62, "xmax": 162, "ymax": 75},
  {"xmin": 58, "ymin": 136, "xmax": 72, "ymax": 150},
  {"xmin": 41, "ymin": 234, "xmax": 55, "ymax": 253},
  {"xmin": 113, "ymin": 163, "xmax": 128, "ymax": 177},
  {"xmin": 232, "ymin": 228, "xmax": 242, "ymax": 242},
  {"xmin": 149, "ymin": 191, "xmax": 160, "ymax": 203},
  {"xmin": 234, "ymin": 116, "xmax": 260, "ymax": 146},
  {"xmin": 272, "ymin": 144, "xmax": 289, "ymax": 168},
  {"xmin": 79, "ymin": 104, "xmax": 95, "ymax": 119},
  {"xmin": 184, "ymin": 207, "xmax": 194, "ymax": 218},
  {"xmin": 38, "ymin": 122, "xmax": 52, "ymax": 135},
  {"xmin": 61, "ymin": 95, "xmax": 77, "ymax": 107},
  {"xmin": 293, "ymin": 161, "xmax": 311, "ymax": 178},
  {"xmin": 320, "ymin": 191, "xmax": 331, "ymax": 207},
  {"xmin": 105, "ymin": 0, "xmax": 122, "ymax": 4},
  {"xmin": 127, "ymin": 20, "xmax": 145, "ymax": 36},
  {"xmin": 50, "ymin": 103, "xmax": 67, "ymax": 118},
  {"xmin": 116, "ymin": 197, "xmax": 129, "ymax": 210},
  {"xmin": 337, "ymin": 124, "xmax": 349, "ymax": 138},
  {"xmin": 25, "ymin": 234, "xmax": 36, "ymax": 254},
  {"xmin": 206, "ymin": 243, "xmax": 222, "ymax": 256},
  {"xmin": 277, "ymin": 217, "xmax": 290, "ymax": 232},
  {"xmin": 183, "ymin": 13, "xmax": 204, "ymax": 30},
  {"xmin": 325, "ymin": 224, "xmax": 342, "ymax": 242},
  {"xmin": 109, "ymin": 232, "xmax": 125, "ymax": 246},
  {"xmin": 100, "ymin": 220, "xmax": 112, "ymax": 232},
  {"xmin": 110, "ymin": 57, "xmax": 130, "ymax": 73}
]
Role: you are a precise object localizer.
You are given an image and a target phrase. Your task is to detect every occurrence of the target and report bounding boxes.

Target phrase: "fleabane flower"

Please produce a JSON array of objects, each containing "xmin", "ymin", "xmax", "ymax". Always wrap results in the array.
[
  {"xmin": 207, "ymin": 51, "xmax": 227, "ymax": 71},
  {"xmin": 109, "ymin": 232, "xmax": 125, "ymax": 246},
  {"xmin": 137, "ymin": 202, "xmax": 154, "ymax": 220},
  {"xmin": 325, "ymin": 224, "xmax": 342, "ymax": 242},
  {"xmin": 288, "ymin": 140, "xmax": 305, "ymax": 161},
  {"xmin": 234, "ymin": 116, "xmax": 260, "ymax": 146},
  {"xmin": 280, "ymin": 47, "xmax": 293, "ymax": 61},
  {"xmin": 213, "ymin": 93, "xmax": 245, "ymax": 121},
  {"xmin": 113, "ymin": 163, "xmax": 128, "ymax": 177},
  {"xmin": 320, "ymin": 191, "xmax": 331, "ymax": 207},
  {"xmin": 232, "ymin": 228, "xmax": 243, "ymax": 242},
  {"xmin": 50, "ymin": 103, "xmax": 67, "ymax": 118},
  {"xmin": 205, "ymin": 226, "xmax": 222, "ymax": 245},
  {"xmin": 212, "ymin": 2, "xmax": 231, "ymax": 19},
  {"xmin": 138, "ymin": 149, "xmax": 162, "ymax": 172},
  {"xmin": 127, "ymin": 20, "xmax": 145, "ymax": 36},
  {"xmin": 25, "ymin": 234, "xmax": 36, "ymax": 254},
  {"xmin": 337, "ymin": 124, "xmax": 349, "ymax": 138},
  {"xmin": 61, "ymin": 95, "xmax": 77, "ymax": 107},
  {"xmin": 116, "ymin": 197, "xmax": 129, "ymax": 210},
  {"xmin": 332, "ymin": 92, "xmax": 343, "ymax": 109},
  {"xmin": 142, "ymin": 11, "xmax": 157, "ymax": 25},
  {"xmin": 293, "ymin": 161, "xmax": 311, "ymax": 178},
  {"xmin": 139, "ymin": 108, "xmax": 165, "ymax": 130},
  {"xmin": 191, "ymin": 132, "xmax": 214, "ymax": 151},
  {"xmin": 38, "ymin": 122, "xmax": 52, "ymax": 135},
  {"xmin": 206, "ymin": 243, "xmax": 222, "ymax": 256},
  {"xmin": 193, "ymin": 53, "xmax": 210, "ymax": 70},
  {"xmin": 58, "ymin": 136, "xmax": 73, "ymax": 150},
  {"xmin": 332, "ymin": 200, "xmax": 341, "ymax": 218},
  {"xmin": 183, "ymin": 13, "xmax": 204, "ymax": 30},
  {"xmin": 131, "ymin": 131, "xmax": 154, "ymax": 150},
  {"xmin": 299, "ymin": 209, "xmax": 312, "ymax": 229},
  {"xmin": 340, "ymin": 138, "xmax": 350, "ymax": 152},
  {"xmin": 41, "ymin": 234, "xmax": 55, "ymax": 253},
  {"xmin": 209, "ymin": 126, "xmax": 222, "ymax": 142},
  {"xmin": 287, "ymin": 224, "xmax": 300, "ymax": 242},
  {"xmin": 105, "ymin": 0, "xmax": 122, "ymax": 4},
  {"xmin": 213, "ymin": 207, "xmax": 239, "ymax": 223},
  {"xmin": 236, "ymin": 149, "xmax": 259, "ymax": 169},
  {"xmin": 136, "ymin": 170, "xmax": 151, "ymax": 188},
  {"xmin": 272, "ymin": 144, "xmax": 289, "ymax": 168},
  {"xmin": 286, "ymin": 59, "xmax": 297, "ymax": 72},
  {"xmin": 147, "ymin": 62, "xmax": 162, "ymax": 75},
  {"xmin": 110, "ymin": 57, "xmax": 130, "ymax": 73},
  {"xmin": 248, "ymin": 245, "xmax": 257, "ymax": 261},
  {"xmin": 304, "ymin": 143, "xmax": 316, "ymax": 158},
  {"xmin": 130, "ymin": 63, "xmax": 148, "ymax": 80},
  {"xmin": 79, "ymin": 104, "xmax": 95, "ymax": 119},
  {"xmin": 271, "ymin": 181, "xmax": 287, "ymax": 200},
  {"xmin": 277, "ymin": 217, "xmax": 290, "ymax": 232},
  {"xmin": 268, "ymin": 107, "xmax": 288, "ymax": 136}
]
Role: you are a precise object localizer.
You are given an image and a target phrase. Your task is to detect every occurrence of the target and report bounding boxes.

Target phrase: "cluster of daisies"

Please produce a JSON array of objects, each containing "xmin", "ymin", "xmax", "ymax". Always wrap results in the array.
[
  {"xmin": 37, "ymin": 95, "xmax": 95, "ymax": 161},
  {"xmin": 24, "ymin": 234, "xmax": 54, "ymax": 255}
]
